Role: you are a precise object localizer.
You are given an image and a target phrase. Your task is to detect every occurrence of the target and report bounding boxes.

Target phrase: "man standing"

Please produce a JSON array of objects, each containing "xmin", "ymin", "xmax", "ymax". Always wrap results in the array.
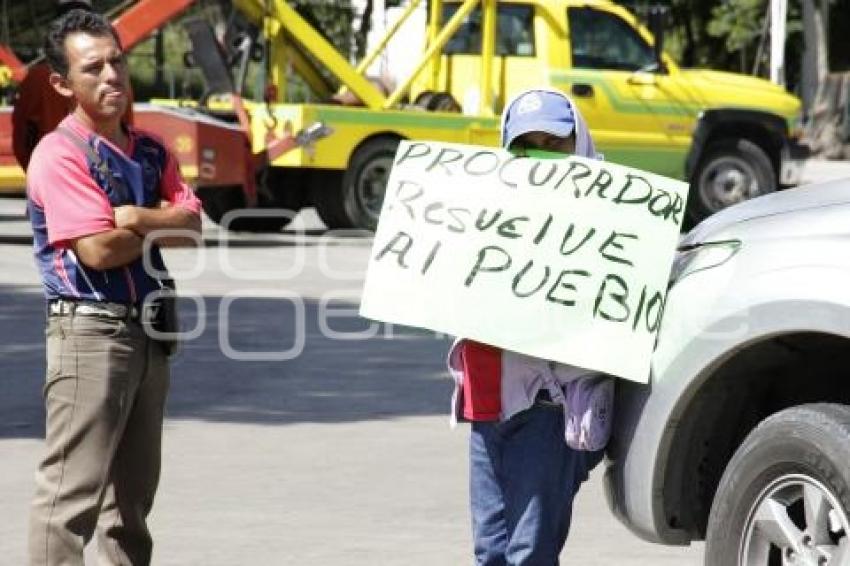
[{"xmin": 26, "ymin": 9, "xmax": 201, "ymax": 566}]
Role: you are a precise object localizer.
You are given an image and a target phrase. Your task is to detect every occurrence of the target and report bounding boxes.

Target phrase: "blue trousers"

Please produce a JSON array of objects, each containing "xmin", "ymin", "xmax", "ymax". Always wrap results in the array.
[{"xmin": 469, "ymin": 403, "xmax": 603, "ymax": 566}]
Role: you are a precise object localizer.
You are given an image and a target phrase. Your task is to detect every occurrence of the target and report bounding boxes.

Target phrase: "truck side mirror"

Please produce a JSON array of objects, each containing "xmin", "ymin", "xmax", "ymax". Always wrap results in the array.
[{"xmin": 648, "ymin": 6, "xmax": 666, "ymax": 70}]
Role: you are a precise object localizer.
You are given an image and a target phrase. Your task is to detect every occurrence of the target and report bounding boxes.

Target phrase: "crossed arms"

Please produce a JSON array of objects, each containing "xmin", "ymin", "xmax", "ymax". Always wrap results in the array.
[{"xmin": 73, "ymin": 201, "xmax": 201, "ymax": 271}]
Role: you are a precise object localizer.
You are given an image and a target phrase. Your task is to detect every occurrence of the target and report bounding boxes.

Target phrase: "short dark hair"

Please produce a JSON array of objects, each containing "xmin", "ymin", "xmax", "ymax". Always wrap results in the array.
[
  {"xmin": 57, "ymin": 2, "xmax": 93, "ymax": 17},
  {"xmin": 44, "ymin": 9, "xmax": 122, "ymax": 77}
]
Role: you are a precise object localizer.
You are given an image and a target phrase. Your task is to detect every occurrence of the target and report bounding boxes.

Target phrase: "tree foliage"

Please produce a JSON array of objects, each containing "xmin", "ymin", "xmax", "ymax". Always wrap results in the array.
[
  {"xmin": 7, "ymin": 0, "xmax": 847, "ymax": 103},
  {"xmin": 290, "ymin": 0, "xmax": 355, "ymax": 59},
  {"xmin": 707, "ymin": 0, "xmax": 765, "ymax": 56}
]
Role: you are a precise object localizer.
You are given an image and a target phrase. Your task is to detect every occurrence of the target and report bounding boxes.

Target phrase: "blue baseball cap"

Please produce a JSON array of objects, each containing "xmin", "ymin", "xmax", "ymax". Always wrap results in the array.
[{"xmin": 501, "ymin": 90, "xmax": 576, "ymax": 149}]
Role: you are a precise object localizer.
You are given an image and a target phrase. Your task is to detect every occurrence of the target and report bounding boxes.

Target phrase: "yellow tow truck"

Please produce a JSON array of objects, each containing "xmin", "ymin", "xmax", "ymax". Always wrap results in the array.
[
  {"xmin": 0, "ymin": 0, "xmax": 808, "ymax": 231},
  {"xmin": 233, "ymin": 0, "xmax": 807, "ymax": 230}
]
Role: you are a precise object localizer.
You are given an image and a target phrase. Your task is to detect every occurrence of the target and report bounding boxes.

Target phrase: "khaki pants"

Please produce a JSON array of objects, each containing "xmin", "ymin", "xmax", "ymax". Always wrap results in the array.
[{"xmin": 29, "ymin": 314, "xmax": 170, "ymax": 566}]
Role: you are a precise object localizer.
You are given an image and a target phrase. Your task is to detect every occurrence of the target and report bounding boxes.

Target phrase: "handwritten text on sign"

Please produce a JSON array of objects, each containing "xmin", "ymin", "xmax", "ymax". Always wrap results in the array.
[{"xmin": 359, "ymin": 141, "xmax": 688, "ymax": 383}]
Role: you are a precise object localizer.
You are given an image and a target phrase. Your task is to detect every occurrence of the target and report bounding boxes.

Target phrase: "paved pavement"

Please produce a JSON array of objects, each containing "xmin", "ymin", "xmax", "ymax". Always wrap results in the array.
[
  {"xmin": 0, "ymin": 196, "xmax": 710, "ymax": 564},
  {"xmin": 800, "ymin": 157, "xmax": 850, "ymax": 185}
]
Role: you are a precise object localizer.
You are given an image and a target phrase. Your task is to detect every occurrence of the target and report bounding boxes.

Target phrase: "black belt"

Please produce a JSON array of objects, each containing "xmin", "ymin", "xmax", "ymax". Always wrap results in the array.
[{"xmin": 47, "ymin": 298, "xmax": 156, "ymax": 322}]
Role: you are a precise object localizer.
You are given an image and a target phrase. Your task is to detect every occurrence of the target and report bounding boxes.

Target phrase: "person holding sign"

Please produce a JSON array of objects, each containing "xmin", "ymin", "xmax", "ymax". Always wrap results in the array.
[{"xmin": 447, "ymin": 89, "xmax": 613, "ymax": 565}]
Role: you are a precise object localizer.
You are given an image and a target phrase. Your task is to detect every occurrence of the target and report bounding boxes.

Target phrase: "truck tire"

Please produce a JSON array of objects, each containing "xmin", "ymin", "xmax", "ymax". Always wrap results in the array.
[
  {"xmin": 705, "ymin": 404, "xmax": 850, "ymax": 566},
  {"xmin": 414, "ymin": 90, "xmax": 437, "ymax": 109},
  {"xmin": 197, "ymin": 186, "xmax": 245, "ymax": 224},
  {"xmin": 196, "ymin": 179, "xmax": 299, "ymax": 233},
  {"xmin": 314, "ymin": 137, "xmax": 401, "ymax": 231},
  {"xmin": 311, "ymin": 170, "xmax": 350, "ymax": 229},
  {"xmin": 426, "ymin": 92, "xmax": 461, "ymax": 112},
  {"xmin": 689, "ymin": 139, "xmax": 776, "ymax": 224}
]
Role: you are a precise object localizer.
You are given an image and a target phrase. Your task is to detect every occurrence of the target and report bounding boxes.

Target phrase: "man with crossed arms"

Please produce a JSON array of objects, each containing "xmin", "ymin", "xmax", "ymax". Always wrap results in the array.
[{"xmin": 26, "ymin": 10, "xmax": 201, "ymax": 565}]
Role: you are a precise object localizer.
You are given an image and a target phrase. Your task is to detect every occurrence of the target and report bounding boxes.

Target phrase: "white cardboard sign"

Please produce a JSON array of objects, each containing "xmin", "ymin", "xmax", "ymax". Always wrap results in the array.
[{"xmin": 359, "ymin": 141, "xmax": 688, "ymax": 383}]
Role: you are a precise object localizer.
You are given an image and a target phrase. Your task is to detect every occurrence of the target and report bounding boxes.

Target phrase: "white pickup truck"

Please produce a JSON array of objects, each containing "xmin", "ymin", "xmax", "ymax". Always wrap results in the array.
[{"xmin": 607, "ymin": 178, "xmax": 850, "ymax": 565}]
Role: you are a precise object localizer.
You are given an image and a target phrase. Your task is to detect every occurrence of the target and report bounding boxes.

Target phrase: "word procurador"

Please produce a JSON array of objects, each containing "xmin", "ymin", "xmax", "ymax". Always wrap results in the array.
[
  {"xmin": 376, "ymin": 233, "xmax": 665, "ymax": 334},
  {"xmin": 394, "ymin": 142, "xmax": 683, "ymax": 225}
]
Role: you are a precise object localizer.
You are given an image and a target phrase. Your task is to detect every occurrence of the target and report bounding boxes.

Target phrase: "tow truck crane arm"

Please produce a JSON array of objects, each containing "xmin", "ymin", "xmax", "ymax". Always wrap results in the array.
[
  {"xmin": 112, "ymin": 0, "xmax": 196, "ymax": 52},
  {"xmin": 0, "ymin": 0, "xmax": 195, "ymax": 85}
]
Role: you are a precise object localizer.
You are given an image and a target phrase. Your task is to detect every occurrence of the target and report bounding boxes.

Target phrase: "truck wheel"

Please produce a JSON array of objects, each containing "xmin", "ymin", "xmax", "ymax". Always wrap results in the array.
[
  {"xmin": 196, "ymin": 185, "xmax": 292, "ymax": 233},
  {"xmin": 311, "ymin": 170, "xmax": 350, "ymax": 229},
  {"xmin": 344, "ymin": 137, "xmax": 400, "ymax": 231},
  {"xmin": 689, "ymin": 139, "xmax": 776, "ymax": 224},
  {"xmin": 314, "ymin": 137, "xmax": 400, "ymax": 231},
  {"xmin": 705, "ymin": 404, "xmax": 850, "ymax": 566},
  {"xmin": 414, "ymin": 90, "xmax": 437, "ymax": 109}
]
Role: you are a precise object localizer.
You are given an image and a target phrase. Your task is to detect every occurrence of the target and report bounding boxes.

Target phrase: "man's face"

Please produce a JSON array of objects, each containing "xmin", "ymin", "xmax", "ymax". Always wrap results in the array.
[
  {"xmin": 511, "ymin": 131, "xmax": 577, "ymax": 156},
  {"xmin": 54, "ymin": 31, "xmax": 129, "ymax": 122}
]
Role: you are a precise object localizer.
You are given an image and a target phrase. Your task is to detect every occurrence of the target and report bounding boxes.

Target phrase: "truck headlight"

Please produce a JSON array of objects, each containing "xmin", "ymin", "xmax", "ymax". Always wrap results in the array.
[{"xmin": 669, "ymin": 240, "xmax": 741, "ymax": 285}]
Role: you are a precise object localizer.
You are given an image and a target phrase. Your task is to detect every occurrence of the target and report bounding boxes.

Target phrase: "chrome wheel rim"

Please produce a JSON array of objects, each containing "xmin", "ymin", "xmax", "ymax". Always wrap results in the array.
[
  {"xmin": 698, "ymin": 156, "xmax": 763, "ymax": 212},
  {"xmin": 740, "ymin": 474, "xmax": 850, "ymax": 565},
  {"xmin": 356, "ymin": 155, "xmax": 392, "ymax": 223}
]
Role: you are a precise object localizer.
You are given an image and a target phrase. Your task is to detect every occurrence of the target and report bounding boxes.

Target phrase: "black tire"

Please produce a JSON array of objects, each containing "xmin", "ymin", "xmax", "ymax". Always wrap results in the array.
[
  {"xmin": 414, "ymin": 90, "xmax": 437, "ymax": 109},
  {"xmin": 705, "ymin": 404, "xmax": 850, "ymax": 566},
  {"xmin": 427, "ymin": 92, "xmax": 461, "ymax": 112},
  {"xmin": 196, "ymin": 168, "xmax": 306, "ymax": 233},
  {"xmin": 197, "ymin": 185, "xmax": 242, "ymax": 224},
  {"xmin": 310, "ymin": 169, "xmax": 349, "ymax": 229},
  {"xmin": 312, "ymin": 137, "xmax": 401, "ymax": 231},
  {"xmin": 689, "ymin": 139, "xmax": 776, "ymax": 225}
]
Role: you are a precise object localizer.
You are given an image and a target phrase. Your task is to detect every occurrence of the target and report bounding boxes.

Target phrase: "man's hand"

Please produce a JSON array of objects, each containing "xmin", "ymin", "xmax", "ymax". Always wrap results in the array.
[{"xmin": 113, "ymin": 205, "xmax": 141, "ymax": 232}]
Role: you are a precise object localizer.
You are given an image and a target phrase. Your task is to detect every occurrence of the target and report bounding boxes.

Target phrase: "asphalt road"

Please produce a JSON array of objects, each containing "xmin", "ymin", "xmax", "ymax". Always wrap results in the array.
[
  {"xmin": 3, "ymin": 159, "xmax": 850, "ymax": 564},
  {"xmin": 0, "ymin": 196, "xmax": 712, "ymax": 564}
]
